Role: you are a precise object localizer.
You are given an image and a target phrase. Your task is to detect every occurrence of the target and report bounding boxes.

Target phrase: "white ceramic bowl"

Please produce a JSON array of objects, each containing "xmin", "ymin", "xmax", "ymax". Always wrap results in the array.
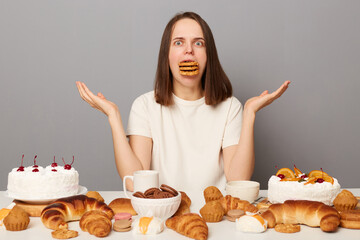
[
  {"xmin": 131, "ymin": 192, "xmax": 181, "ymax": 220},
  {"xmin": 226, "ymin": 181, "xmax": 260, "ymax": 203}
]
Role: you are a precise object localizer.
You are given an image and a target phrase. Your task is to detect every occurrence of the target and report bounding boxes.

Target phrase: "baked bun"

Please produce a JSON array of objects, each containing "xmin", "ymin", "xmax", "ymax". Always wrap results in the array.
[
  {"xmin": 333, "ymin": 190, "xmax": 358, "ymax": 211},
  {"xmin": 3, "ymin": 205, "xmax": 30, "ymax": 231},
  {"xmin": 219, "ymin": 195, "xmax": 258, "ymax": 214},
  {"xmin": 108, "ymin": 198, "xmax": 137, "ymax": 216},
  {"xmin": 86, "ymin": 191, "xmax": 104, "ymax": 203},
  {"xmin": 261, "ymin": 200, "xmax": 340, "ymax": 232},
  {"xmin": 340, "ymin": 209, "xmax": 360, "ymax": 229},
  {"xmin": 200, "ymin": 201, "xmax": 224, "ymax": 222},
  {"xmin": 203, "ymin": 186, "xmax": 223, "ymax": 203}
]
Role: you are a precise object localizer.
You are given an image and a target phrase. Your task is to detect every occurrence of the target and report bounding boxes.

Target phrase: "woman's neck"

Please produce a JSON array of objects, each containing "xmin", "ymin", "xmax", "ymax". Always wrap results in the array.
[{"xmin": 173, "ymin": 86, "xmax": 204, "ymax": 101}]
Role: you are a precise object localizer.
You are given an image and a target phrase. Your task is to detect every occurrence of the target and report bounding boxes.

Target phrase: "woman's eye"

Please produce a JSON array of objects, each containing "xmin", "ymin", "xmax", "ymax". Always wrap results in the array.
[
  {"xmin": 174, "ymin": 41, "xmax": 182, "ymax": 46},
  {"xmin": 195, "ymin": 41, "xmax": 203, "ymax": 46}
]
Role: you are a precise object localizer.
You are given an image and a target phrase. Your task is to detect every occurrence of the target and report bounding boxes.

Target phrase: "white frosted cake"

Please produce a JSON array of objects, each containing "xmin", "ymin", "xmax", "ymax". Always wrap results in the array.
[
  {"xmin": 268, "ymin": 175, "xmax": 341, "ymax": 206},
  {"xmin": 7, "ymin": 165, "xmax": 79, "ymax": 199}
]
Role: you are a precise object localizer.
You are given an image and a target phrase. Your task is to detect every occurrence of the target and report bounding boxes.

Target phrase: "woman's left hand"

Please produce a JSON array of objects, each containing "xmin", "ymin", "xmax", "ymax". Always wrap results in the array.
[{"xmin": 244, "ymin": 80, "xmax": 291, "ymax": 113}]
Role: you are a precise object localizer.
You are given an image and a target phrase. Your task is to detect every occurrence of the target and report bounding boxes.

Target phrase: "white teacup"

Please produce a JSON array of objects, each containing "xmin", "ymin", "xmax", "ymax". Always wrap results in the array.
[
  {"xmin": 225, "ymin": 180, "xmax": 260, "ymax": 203},
  {"xmin": 123, "ymin": 170, "xmax": 159, "ymax": 198}
]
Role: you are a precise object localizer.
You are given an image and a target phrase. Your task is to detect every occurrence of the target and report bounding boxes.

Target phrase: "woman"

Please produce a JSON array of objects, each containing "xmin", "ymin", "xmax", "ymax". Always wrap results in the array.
[{"xmin": 76, "ymin": 12, "xmax": 290, "ymax": 192}]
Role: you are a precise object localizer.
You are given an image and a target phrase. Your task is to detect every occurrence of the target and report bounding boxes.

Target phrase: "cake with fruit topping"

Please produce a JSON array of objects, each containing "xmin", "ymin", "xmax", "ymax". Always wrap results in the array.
[
  {"xmin": 267, "ymin": 166, "xmax": 341, "ymax": 206},
  {"xmin": 7, "ymin": 155, "xmax": 79, "ymax": 199}
]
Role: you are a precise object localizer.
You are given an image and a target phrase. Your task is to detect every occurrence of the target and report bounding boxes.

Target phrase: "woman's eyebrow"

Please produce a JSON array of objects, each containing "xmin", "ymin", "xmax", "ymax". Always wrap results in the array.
[{"xmin": 172, "ymin": 37, "xmax": 205, "ymax": 41}]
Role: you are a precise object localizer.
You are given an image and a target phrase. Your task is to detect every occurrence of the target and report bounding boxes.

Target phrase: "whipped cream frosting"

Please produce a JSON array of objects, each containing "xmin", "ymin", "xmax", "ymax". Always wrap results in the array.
[
  {"xmin": 267, "ymin": 175, "xmax": 341, "ymax": 205},
  {"xmin": 7, "ymin": 165, "xmax": 79, "ymax": 199}
]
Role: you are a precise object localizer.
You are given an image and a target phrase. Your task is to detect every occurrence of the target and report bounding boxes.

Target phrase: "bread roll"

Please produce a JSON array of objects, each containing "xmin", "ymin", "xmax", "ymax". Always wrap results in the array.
[
  {"xmin": 108, "ymin": 198, "xmax": 137, "ymax": 216},
  {"xmin": 261, "ymin": 200, "xmax": 340, "ymax": 232},
  {"xmin": 41, "ymin": 195, "xmax": 114, "ymax": 230}
]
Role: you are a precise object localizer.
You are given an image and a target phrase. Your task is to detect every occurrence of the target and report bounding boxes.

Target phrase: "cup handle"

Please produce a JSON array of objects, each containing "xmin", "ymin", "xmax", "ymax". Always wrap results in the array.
[{"xmin": 123, "ymin": 175, "xmax": 133, "ymax": 199}]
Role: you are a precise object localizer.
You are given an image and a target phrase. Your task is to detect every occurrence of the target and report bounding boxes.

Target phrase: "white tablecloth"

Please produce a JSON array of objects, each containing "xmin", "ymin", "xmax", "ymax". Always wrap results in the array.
[{"xmin": 1, "ymin": 189, "xmax": 360, "ymax": 240}]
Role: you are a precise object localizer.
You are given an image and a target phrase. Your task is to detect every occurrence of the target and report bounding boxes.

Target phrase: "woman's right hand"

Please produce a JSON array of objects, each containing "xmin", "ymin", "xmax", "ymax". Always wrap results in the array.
[{"xmin": 76, "ymin": 81, "xmax": 120, "ymax": 118}]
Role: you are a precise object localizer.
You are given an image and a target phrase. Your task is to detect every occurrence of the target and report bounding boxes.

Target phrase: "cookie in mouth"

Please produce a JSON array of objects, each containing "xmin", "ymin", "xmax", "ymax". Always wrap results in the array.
[{"xmin": 179, "ymin": 61, "xmax": 199, "ymax": 76}]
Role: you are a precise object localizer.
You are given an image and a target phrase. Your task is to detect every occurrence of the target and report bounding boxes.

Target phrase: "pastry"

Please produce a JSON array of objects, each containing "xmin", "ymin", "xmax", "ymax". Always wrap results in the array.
[
  {"xmin": 268, "ymin": 166, "xmax": 341, "ymax": 205},
  {"xmin": 51, "ymin": 229, "xmax": 79, "ymax": 239},
  {"xmin": 339, "ymin": 209, "xmax": 360, "ymax": 229},
  {"xmin": 256, "ymin": 198, "xmax": 272, "ymax": 210},
  {"xmin": 113, "ymin": 219, "xmax": 132, "ymax": 232},
  {"xmin": 173, "ymin": 199, "xmax": 191, "ymax": 217},
  {"xmin": 180, "ymin": 191, "xmax": 192, "ymax": 207},
  {"xmin": 236, "ymin": 213, "xmax": 267, "ymax": 233},
  {"xmin": 133, "ymin": 216, "xmax": 164, "ymax": 234},
  {"xmin": 79, "ymin": 210, "xmax": 112, "ymax": 237},
  {"xmin": 218, "ymin": 195, "xmax": 258, "ymax": 214},
  {"xmin": 173, "ymin": 191, "xmax": 192, "ymax": 217},
  {"xmin": 108, "ymin": 198, "xmax": 137, "ymax": 216},
  {"xmin": 133, "ymin": 185, "xmax": 179, "ymax": 199},
  {"xmin": 179, "ymin": 61, "xmax": 199, "ymax": 76},
  {"xmin": 226, "ymin": 209, "xmax": 245, "ymax": 222},
  {"xmin": 274, "ymin": 223, "xmax": 301, "ymax": 233},
  {"xmin": 86, "ymin": 191, "xmax": 104, "ymax": 203},
  {"xmin": 41, "ymin": 195, "xmax": 114, "ymax": 230},
  {"xmin": 3, "ymin": 205, "xmax": 30, "ymax": 231},
  {"xmin": 203, "ymin": 186, "xmax": 223, "ymax": 203},
  {"xmin": 166, "ymin": 213, "xmax": 208, "ymax": 240},
  {"xmin": 333, "ymin": 189, "xmax": 358, "ymax": 211},
  {"xmin": 13, "ymin": 200, "xmax": 47, "ymax": 217},
  {"xmin": 261, "ymin": 200, "xmax": 340, "ymax": 232},
  {"xmin": 200, "ymin": 201, "xmax": 224, "ymax": 222}
]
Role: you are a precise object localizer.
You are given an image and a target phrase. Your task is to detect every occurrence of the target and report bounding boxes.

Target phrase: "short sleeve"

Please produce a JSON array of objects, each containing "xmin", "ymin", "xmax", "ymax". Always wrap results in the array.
[
  {"xmin": 126, "ymin": 95, "xmax": 152, "ymax": 138},
  {"xmin": 222, "ymin": 97, "xmax": 243, "ymax": 148}
]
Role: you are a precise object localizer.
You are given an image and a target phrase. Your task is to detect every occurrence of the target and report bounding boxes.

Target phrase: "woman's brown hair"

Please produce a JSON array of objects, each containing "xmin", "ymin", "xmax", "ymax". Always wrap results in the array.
[{"xmin": 154, "ymin": 12, "xmax": 232, "ymax": 106}]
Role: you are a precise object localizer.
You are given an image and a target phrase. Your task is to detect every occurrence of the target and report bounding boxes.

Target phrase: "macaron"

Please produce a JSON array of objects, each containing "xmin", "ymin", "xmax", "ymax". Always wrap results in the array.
[
  {"xmin": 226, "ymin": 209, "xmax": 245, "ymax": 222},
  {"xmin": 114, "ymin": 212, "xmax": 132, "ymax": 221},
  {"xmin": 113, "ymin": 219, "xmax": 132, "ymax": 232}
]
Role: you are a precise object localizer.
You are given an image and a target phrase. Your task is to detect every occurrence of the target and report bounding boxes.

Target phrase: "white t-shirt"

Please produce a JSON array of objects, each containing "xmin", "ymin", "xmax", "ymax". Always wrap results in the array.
[{"xmin": 126, "ymin": 91, "xmax": 243, "ymax": 192}]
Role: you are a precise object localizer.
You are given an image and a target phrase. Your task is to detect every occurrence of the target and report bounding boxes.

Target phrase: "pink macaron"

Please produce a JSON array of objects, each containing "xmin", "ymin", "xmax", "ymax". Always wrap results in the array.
[{"xmin": 114, "ymin": 212, "xmax": 132, "ymax": 221}]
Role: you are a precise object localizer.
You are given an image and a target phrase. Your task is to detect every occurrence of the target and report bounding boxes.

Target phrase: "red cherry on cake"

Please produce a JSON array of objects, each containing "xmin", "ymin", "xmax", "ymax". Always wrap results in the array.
[
  {"xmin": 17, "ymin": 154, "xmax": 25, "ymax": 172},
  {"xmin": 51, "ymin": 156, "xmax": 58, "ymax": 167},
  {"xmin": 52, "ymin": 169, "xmax": 57, "ymax": 172},
  {"xmin": 300, "ymin": 174, "xmax": 307, "ymax": 179},
  {"xmin": 33, "ymin": 155, "xmax": 38, "ymax": 168},
  {"xmin": 277, "ymin": 174, "xmax": 285, "ymax": 179},
  {"xmin": 62, "ymin": 156, "xmax": 75, "ymax": 170},
  {"xmin": 32, "ymin": 168, "xmax": 39, "ymax": 172},
  {"xmin": 316, "ymin": 178, "xmax": 325, "ymax": 183}
]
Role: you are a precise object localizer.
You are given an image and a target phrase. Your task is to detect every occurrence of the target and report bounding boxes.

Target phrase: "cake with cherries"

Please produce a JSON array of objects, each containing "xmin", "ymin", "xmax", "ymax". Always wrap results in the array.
[
  {"xmin": 267, "ymin": 166, "xmax": 340, "ymax": 206},
  {"xmin": 7, "ymin": 155, "xmax": 79, "ymax": 199}
]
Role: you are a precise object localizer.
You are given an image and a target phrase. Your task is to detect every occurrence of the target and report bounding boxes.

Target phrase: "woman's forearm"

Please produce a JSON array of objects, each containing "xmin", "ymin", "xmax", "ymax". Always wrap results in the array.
[
  {"xmin": 108, "ymin": 112, "xmax": 144, "ymax": 180},
  {"xmin": 227, "ymin": 109, "xmax": 256, "ymax": 181}
]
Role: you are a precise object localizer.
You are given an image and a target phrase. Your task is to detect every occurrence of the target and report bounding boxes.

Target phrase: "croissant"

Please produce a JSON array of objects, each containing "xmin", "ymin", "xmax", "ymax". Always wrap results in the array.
[
  {"xmin": 41, "ymin": 195, "xmax": 114, "ymax": 230},
  {"xmin": 79, "ymin": 210, "xmax": 112, "ymax": 237},
  {"xmin": 166, "ymin": 213, "xmax": 208, "ymax": 240},
  {"xmin": 261, "ymin": 200, "xmax": 340, "ymax": 232},
  {"xmin": 218, "ymin": 195, "xmax": 258, "ymax": 213}
]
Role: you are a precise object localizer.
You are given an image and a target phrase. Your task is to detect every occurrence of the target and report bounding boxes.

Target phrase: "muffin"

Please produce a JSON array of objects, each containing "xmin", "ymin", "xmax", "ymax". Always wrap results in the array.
[
  {"xmin": 203, "ymin": 186, "xmax": 223, "ymax": 203},
  {"xmin": 333, "ymin": 190, "xmax": 358, "ymax": 211},
  {"xmin": 200, "ymin": 200, "xmax": 225, "ymax": 222},
  {"xmin": 3, "ymin": 205, "xmax": 30, "ymax": 231}
]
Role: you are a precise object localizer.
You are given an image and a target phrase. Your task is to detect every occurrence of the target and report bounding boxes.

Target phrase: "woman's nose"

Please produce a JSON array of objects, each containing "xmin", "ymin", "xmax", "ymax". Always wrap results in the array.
[{"xmin": 185, "ymin": 43, "xmax": 193, "ymax": 54}]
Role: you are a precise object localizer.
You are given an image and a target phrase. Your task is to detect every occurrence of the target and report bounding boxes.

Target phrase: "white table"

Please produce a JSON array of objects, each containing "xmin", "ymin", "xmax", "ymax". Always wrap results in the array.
[{"xmin": 1, "ymin": 189, "xmax": 360, "ymax": 240}]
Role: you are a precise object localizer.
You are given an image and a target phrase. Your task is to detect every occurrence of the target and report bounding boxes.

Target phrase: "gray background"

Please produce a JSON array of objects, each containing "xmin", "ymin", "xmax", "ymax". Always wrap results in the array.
[{"xmin": 1, "ymin": 0, "xmax": 359, "ymax": 191}]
